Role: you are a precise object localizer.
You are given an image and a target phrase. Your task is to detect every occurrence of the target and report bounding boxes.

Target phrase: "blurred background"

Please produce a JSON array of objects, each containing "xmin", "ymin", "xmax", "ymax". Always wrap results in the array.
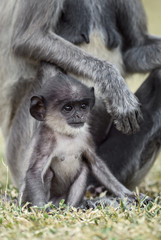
[{"xmin": 0, "ymin": 0, "xmax": 161, "ymax": 197}]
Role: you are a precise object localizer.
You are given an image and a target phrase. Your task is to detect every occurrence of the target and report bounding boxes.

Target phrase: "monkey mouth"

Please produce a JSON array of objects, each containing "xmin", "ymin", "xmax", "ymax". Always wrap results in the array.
[{"xmin": 69, "ymin": 123, "xmax": 84, "ymax": 128}]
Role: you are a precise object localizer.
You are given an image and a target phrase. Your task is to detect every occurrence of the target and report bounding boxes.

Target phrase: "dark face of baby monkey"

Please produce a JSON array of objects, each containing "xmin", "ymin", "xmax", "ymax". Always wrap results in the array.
[{"xmin": 30, "ymin": 73, "xmax": 95, "ymax": 134}]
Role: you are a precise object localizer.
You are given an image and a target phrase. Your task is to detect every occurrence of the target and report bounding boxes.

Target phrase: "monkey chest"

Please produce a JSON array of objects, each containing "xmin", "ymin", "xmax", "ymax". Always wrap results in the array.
[
  {"xmin": 50, "ymin": 134, "xmax": 85, "ymax": 192},
  {"xmin": 49, "ymin": 154, "xmax": 81, "ymax": 197},
  {"xmin": 51, "ymin": 154, "xmax": 81, "ymax": 185},
  {"xmin": 50, "ymin": 136, "xmax": 84, "ymax": 188}
]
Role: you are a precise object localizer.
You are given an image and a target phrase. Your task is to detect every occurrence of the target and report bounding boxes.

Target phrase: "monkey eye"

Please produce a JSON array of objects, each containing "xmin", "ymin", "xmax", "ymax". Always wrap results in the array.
[
  {"xmin": 81, "ymin": 103, "xmax": 88, "ymax": 109},
  {"xmin": 63, "ymin": 104, "xmax": 73, "ymax": 112}
]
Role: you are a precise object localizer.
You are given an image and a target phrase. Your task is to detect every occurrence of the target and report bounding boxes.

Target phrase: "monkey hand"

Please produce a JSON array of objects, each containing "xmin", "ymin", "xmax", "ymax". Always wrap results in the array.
[
  {"xmin": 112, "ymin": 101, "xmax": 143, "ymax": 135},
  {"xmin": 96, "ymin": 64, "xmax": 143, "ymax": 134}
]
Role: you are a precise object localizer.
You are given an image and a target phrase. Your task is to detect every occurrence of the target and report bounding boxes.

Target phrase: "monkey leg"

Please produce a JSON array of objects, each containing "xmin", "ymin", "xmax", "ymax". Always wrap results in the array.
[
  {"xmin": 88, "ymin": 69, "xmax": 161, "ymax": 192},
  {"xmin": 111, "ymin": 0, "xmax": 161, "ymax": 73},
  {"xmin": 124, "ymin": 36, "xmax": 161, "ymax": 73},
  {"xmin": 66, "ymin": 163, "xmax": 89, "ymax": 208}
]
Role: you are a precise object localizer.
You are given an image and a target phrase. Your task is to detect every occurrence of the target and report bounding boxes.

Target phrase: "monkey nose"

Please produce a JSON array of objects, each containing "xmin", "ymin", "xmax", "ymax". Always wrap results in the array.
[{"xmin": 75, "ymin": 113, "xmax": 82, "ymax": 119}]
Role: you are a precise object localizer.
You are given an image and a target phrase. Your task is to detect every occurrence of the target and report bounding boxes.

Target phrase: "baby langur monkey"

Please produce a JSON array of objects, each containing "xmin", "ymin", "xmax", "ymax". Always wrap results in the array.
[{"xmin": 20, "ymin": 72, "xmax": 136, "ymax": 208}]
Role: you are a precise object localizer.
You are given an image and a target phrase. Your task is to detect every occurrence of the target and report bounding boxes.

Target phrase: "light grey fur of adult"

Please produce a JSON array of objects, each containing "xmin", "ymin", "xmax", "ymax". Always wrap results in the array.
[
  {"xmin": 6, "ymin": 64, "xmax": 60, "ymax": 189},
  {"xmin": 0, "ymin": 0, "xmax": 143, "ymax": 141}
]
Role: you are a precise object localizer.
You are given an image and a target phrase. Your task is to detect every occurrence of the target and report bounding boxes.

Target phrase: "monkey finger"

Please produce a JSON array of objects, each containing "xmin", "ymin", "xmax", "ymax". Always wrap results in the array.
[
  {"xmin": 81, "ymin": 197, "xmax": 133, "ymax": 210},
  {"xmin": 128, "ymin": 112, "xmax": 141, "ymax": 134},
  {"xmin": 136, "ymin": 108, "xmax": 144, "ymax": 125},
  {"xmin": 138, "ymin": 193, "xmax": 153, "ymax": 206},
  {"xmin": 113, "ymin": 118, "xmax": 125, "ymax": 133},
  {"xmin": 80, "ymin": 199, "xmax": 97, "ymax": 210},
  {"xmin": 122, "ymin": 117, "xmax": 133, "ymax": 135},
  {"xmin": 119, "ymin": 111, "xmax": 142, "ymax": 135},
  {"xmin": 126, "ymin": 192, "xmax": 153, "ymax": 207},
  {"xmin": 90, "ymin": 197, "xmax": 121, "ymax": 208},
  {"xmin": 113, "ymin": 116, "xmax": 134, "ymax": 135},
  {"xmin": 112, "ymin": 105, "xmax": 143, "ymax": 134}
]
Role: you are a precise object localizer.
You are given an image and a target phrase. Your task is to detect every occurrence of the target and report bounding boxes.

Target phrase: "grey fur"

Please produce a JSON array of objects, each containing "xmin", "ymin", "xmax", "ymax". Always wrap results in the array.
[
  {"xmin": 8, "ymin": 70, "xmax": 136, "ymax": 207},
  {"xmin": 0, "ymin": 0, "xmax": 161, "ymax": 207},
  {"xmin": 0, "ymin": 0, "xmax": 160, "ymax": 138},
  {"xmin": 86, "ymin": 69, "xmax": 161, "ymax": 209},
  {"xmin": 0, "ymin": 0, "xmax": 144, "ymax": 138}
]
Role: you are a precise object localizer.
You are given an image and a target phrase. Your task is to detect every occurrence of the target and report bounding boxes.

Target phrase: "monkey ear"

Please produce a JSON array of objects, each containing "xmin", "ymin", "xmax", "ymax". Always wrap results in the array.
[
  {"xmin": 90, "ymin": 87, "xmax": 95, "ymax": 108},
  {"xmin": 30, "ymin": 95, "xmax": 46, "ymax": 121}
]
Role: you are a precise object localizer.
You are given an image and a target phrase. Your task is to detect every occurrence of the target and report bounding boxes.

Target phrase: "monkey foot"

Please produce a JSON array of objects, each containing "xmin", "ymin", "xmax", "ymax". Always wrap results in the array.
[
  {"xmin": 80, "ymin": 194, "xmax": 153, "ymax": 210},
  {"xmin": 80, "ymin": 196, "xmax": 121, "ymax": 210}
]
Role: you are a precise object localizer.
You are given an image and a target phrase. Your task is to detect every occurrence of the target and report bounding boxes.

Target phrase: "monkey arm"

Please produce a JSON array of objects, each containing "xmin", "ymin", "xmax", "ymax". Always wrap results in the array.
[
  {"xmin": 66, "ymin": 162, "xmax": 89, "ymax": 207},
  {"xmin": 114, "ymin": 0, "xmax": 161, "ymax": 73},
  {"xmin": 84, "ymin": 149, "xmax": 135, "ymax": 200},
  {"xmin": 11, "ymin": 0, "xmax": 142, "ymax": 134}
]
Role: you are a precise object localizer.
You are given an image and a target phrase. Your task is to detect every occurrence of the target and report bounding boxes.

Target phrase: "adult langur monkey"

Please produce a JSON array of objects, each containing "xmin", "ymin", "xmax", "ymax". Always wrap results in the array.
[{"xmin": 0, "ymin": 0, "xmax": 161, "ymax": 207}]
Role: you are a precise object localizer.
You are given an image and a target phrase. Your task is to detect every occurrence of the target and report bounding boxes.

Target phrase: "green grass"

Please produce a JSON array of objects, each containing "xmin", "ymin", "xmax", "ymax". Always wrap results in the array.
[
  {"xmin": 1, "ymin": 1, "xmax": 161, "ymax": 239},
  {"xmin": 0, "ymin": 133, "xmax": 161, "ymax": 240},
  {"xmin": 0, "ymin": 199, "xmax": 161, "ymax": 240}
]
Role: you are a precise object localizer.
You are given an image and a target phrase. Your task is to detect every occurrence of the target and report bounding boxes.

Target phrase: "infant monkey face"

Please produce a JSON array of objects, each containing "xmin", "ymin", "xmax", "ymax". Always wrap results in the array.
[
  {"xmin": 29, "ymin": 73, "xmax": 95, "ymax": 130},
  {"xmin": 61, "ymin": 100, "xmax": 91, "ymax": 128}
]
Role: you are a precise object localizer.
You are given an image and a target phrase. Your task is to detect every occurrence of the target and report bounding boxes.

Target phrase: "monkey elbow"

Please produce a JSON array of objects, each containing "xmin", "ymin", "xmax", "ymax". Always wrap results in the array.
[{"xmin": 11, "ymin": 32, "xmax": 34, "ymax": 58}]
